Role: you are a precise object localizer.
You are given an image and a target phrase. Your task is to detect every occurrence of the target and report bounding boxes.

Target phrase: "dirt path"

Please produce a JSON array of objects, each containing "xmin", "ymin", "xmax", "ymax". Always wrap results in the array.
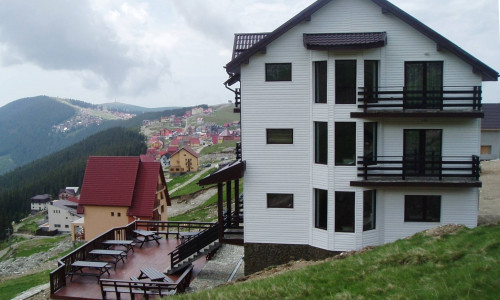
[{"xmin": 169, "ymin": 166, "xmax": 213, "ymax": 194}]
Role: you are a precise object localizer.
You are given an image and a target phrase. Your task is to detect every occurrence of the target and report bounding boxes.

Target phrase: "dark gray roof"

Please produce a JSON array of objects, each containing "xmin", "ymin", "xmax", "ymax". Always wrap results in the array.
[
  {"xmin": 226, "ymin": 0, "xmax": 498, "ymax": 82},
  {"xmin": 303, "ymin": 32, "xmax": 387, "ymax": 50},
  {"xmin": 233, "ymin": 33, "xmax": 269, "ymax": 59},
  {"xmin": 481, "ymin": 103, "xmax": 500, "ymax": 130}
]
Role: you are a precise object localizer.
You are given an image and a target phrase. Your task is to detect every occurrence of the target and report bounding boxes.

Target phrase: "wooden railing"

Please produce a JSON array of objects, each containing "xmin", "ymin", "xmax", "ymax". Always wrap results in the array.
[
  {"xmin": 50, "ymin": 221, "xmax": 215, "ymax": 296},
  {"xmin": 169, "ymin": 223, "xmax": 218, "ymax": 268},
  {"xmin": 357, "ymin": 86, "xmax": 482, "ymax": 112},
  {"xmin": 357, "ymin": 155, "xmax": 480, "ymax": 180}
]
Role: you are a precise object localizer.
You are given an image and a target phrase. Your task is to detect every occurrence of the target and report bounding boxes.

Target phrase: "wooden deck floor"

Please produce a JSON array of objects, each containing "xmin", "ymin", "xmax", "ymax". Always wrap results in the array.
[{"xmin": 52, "ymin": 238, "xmax": 208, "ymax": 300}]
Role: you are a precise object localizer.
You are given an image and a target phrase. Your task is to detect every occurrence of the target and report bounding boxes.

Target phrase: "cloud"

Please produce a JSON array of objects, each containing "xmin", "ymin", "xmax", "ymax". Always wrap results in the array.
[{"xmin": 0, "ymin": 0, "xmax": 170, "ymax": 96}]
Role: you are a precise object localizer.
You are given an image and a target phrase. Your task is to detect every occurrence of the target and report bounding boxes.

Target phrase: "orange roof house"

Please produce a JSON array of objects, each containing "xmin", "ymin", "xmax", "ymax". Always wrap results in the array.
[
  {"xmin": 77, "ymin": 156, "xmax": 170, "ymax": 241},
  {"xmin": 169, "ymin": 147, "xmax": 199, "ymax": 175}
]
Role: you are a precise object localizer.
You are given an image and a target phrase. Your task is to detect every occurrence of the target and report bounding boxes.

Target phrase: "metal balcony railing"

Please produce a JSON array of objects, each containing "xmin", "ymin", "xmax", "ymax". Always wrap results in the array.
[
  {"xmin": 357, "ymin": 155, "xmax": 480, "ymax": 180},
  {"xmin": 357, "ymin": 86, "xmax": 482, "ymax": 112}
]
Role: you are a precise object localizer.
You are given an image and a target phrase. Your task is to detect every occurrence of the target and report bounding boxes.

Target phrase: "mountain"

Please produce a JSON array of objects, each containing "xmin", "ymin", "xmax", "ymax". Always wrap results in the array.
[
  {"xmin": 0, "ymin": 127, "xmax": 147, "ymax": 240},
  {"xmin": 101, "ymin": 102, "xmax": 179, "ymax": 114}
]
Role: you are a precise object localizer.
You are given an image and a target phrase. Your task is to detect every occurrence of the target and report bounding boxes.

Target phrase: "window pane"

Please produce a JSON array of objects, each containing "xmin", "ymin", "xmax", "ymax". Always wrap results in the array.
[
  {"xmin": 315, "ymin": 189, "xmax": 328, "ymax": 230},
  {"xmin": 315, "ymin": 122, "xmax": 328, "ymax": 164},
  {"xmin": 315, "ymin": 61, "xmax": 327, "ymax": 103},
  {"xmin": 266, "ymin": 63, "xmax": 292, "ymax": 81},
  {"xmin": 267, "ymin": 194, "xmax": 294, "ymax": 208},
  {"xmin": 335, "ymin": 122, "xmax": 356, "ymax": 166},
  {"xmin": 335, "ymin": 60, "xmax": 357, "ymax": 104},
  {"xmin": 363, "ymin": 190, "xmax": 376, "ymax": 231},
  {"xmin": 364, "ymin": 60, "xmax": 378, "ymax": 101},
  {"xmin": 267, "ymin": 129, "xmax": 293, "ymax": 144},
  {"xmin": 404, "ymin": 195, "xmax": 441, "ymax": 222},
  {"xmin": 335, "ymin": 191, "xmax": 355, "ymax": 232},
  {"xmin": 364, "ymin": 122, "xmax": 377, "ymax": 162}
]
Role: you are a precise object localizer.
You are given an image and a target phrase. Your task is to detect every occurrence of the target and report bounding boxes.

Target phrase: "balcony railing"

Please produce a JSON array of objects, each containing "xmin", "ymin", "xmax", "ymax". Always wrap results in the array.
[
  {"xmin": 357, "ymin": 86, "xmax": 482, "ymax": 112},
  {"xmin": 357, "ymin": 155, "xmax": 480, "ymax": 180}
]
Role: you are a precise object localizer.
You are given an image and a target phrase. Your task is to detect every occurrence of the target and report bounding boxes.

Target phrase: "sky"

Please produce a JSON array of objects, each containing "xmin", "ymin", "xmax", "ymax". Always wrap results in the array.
[{"xmin": 0, "ymin": 0, "xmax": 498, "ymax": 108}]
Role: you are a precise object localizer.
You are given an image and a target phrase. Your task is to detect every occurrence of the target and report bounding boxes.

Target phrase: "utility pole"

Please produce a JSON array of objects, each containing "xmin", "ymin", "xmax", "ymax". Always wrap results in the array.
[{"xmin": 5, "ymin": 227, "xmax": 12, "ymax": 247}]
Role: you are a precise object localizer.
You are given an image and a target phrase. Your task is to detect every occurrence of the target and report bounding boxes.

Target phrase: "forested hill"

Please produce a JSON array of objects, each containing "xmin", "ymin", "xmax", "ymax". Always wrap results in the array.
[
  {"xmin": 0, "ymin": 96, "xmax": 76, "ymax": 173},
  {"xmin": 0, "ymin": 127, "xmax": 146, "ymax": 239}
]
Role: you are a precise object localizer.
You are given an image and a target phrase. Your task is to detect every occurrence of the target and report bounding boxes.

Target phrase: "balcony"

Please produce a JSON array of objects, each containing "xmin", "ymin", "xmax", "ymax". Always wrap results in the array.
[
  {"xmin": 351, "ymin": 86, "xmax": 483, "ymax": 118},
  {"xmin": 351, "ymin": 155, "xmax": 481, "ymax": 187}
]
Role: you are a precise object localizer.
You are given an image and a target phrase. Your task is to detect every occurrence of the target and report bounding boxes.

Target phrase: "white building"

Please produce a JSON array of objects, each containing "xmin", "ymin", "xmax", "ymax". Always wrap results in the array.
[
  {"xmin": 221, "ymin": 0, "xmax": 498, "ymax": 274},
  {"xmin": 48, "ymin": 199, "xmax": 81, "ymax": 232},
  {"xmin": 30, "ymin": 194, "xmax": 52, "ymax": 211}
]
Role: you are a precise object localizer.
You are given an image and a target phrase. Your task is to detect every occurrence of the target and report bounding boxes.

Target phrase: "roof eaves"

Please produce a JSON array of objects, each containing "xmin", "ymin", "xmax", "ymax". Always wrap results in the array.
[
  {"xmin": 371, "ymin": 0, "xmax": 498, "ymax": 81},
  {"xmin": 225, "ymin": 0, "xmax": 332, "ymax": 74}
]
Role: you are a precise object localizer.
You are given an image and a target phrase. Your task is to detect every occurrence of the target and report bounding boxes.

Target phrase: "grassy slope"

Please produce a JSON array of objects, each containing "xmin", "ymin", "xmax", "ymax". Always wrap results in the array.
[
  {"xmin": 175, "ymin": 225, "xmax": 500, "ymax": 299},
  {"xmin": 0, "ymin": 270, "xmax": 49, "ymax": 300},
  {"xmin": 196, "ymin": 105, "xmax": 239, "ymax": 125}
]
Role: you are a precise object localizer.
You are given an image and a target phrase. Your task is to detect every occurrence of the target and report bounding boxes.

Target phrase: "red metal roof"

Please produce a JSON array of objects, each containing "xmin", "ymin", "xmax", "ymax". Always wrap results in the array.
[
  {"xmin": 78, "ymin": 156, "xmax": 169, "ymax": 217},
  {"xmin": 78, "ymin": 157, "xmax": 139, "ymax": 213},
  {"xmin": 127, "ymin": 161, "xmax": 163, "ymax": 218}
]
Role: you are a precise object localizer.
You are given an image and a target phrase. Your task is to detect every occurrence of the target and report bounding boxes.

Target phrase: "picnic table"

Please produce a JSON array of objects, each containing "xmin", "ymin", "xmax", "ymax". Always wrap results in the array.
[
  {"xmin": 89, "ymin": 249, "xmax": 127, "ymax": 270},
  {"xmin": 137, "ymin": 267, "xmax": 173, "ymax": 282},
  {"xmin": 133, "ymin": 229, "xmax": 162, "ymax": 248},
  {"xmin": 179, "ymin": 231, "xmax": 200, "ymax": 239},
  {"xmin": 101, "ymin": 240, "xmax": 136, "ymax": 253},
  {"xmin": 68, "ymin": 261, "xmax": 111, "ymax": 282}
]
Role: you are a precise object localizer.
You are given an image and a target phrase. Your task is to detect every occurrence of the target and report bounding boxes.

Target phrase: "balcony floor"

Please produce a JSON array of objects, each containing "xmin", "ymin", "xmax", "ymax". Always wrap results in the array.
[
  {"xmin": 351, "ymin": 177, "xmax": 481, "ymax": 187},
  {"xmin": 52, "ymin": 238, "xmax": 208, "ymax": 300}
]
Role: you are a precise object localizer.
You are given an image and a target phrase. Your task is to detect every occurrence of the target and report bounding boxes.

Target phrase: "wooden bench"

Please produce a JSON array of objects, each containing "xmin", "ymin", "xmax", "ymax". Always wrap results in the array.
[{"xmin": 100, "ymin": 264, "xmax": 193, "ymax": 299}]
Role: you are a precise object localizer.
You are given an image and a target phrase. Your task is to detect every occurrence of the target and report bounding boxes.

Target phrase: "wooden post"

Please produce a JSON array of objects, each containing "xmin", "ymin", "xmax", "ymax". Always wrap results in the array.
[
  {"xmin": 234, "ymin": 179, "xmax": 240, "ymax": 227},
  {"xmin": 226, "ymin": 180, "xmax": 232, "ymax": 228},
  {"xmin": 217, "ymin": 183, "xmax": 224, "ymax": 241}
]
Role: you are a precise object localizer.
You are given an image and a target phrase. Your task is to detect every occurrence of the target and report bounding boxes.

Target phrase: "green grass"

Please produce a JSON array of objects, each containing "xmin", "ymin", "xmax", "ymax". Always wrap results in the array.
[
  {"xmin": 170, "ymin": 181, "xmax": 243, "ymax": 222},
  {"xmin": 170, "ymin": 167, "xmax": 216, "ymax": 198},
  {"xmin": 174, "ymin": 224, "xmax": 500, "ymax": 299},
  {"xmin": 167, "ymin": 172, "xmax": 199, "ymax": 190},
  {"xmin": 200, "ymin": 140, "xmax": 238, "ymax": 155},
  {"xmin": 14, "ymin": 235, "xmax": 67, "ymax": 258},
  {"xmin": 17, "ymin": 213, "xmax": 46, "ymax": 234},
  {"xmin": 193, "ymin": 105, "xmax": 239, "ymax": 126},
  {"xmin": 0, "ymin": 270, "xmax": 49, "ymax": 300}
]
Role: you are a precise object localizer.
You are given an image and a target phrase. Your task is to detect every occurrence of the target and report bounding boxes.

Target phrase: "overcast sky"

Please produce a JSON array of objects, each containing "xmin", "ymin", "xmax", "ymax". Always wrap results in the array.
[{"xmin": 0, "ymin": 0, "xmax": 498, "ymax": 108}]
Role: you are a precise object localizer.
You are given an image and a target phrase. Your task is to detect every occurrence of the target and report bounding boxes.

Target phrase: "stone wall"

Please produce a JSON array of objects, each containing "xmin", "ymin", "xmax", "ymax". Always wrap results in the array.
[{"xmin": 244, "ymin": 243, "xmax": 340, "ymax": 275}]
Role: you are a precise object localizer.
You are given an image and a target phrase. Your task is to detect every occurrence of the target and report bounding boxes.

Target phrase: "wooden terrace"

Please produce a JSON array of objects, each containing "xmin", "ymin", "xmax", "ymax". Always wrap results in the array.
[{"xmin": 50, "ymin": 221, "xmax": 215, "ymax": 300}]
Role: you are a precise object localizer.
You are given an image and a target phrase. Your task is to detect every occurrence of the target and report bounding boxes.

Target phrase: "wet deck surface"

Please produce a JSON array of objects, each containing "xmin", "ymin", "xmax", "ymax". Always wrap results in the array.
[{"xmin": 52, "ymin": 238, "xmax": 207, "ymax": 300}]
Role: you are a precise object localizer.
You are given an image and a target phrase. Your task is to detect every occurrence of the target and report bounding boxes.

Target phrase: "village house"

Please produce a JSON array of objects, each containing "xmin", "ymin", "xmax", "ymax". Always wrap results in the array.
[
  {"xmin": 480, "ymin": 103, "xmax": 500, "ymax": 160},
  {"xmin": 169, "ymin": 146, "xmax": 199, "ymax": 175},
  {"xmin": 212, "ymin": 0, "xmax": 498, "ymax": 274},
  {"xmin": 48, "ymin": 197, "xmax": 81, "ymax": 233},
  {"xmin": 30, "ymin": 194, "xmax": 52, "ymax": 211},
  {"xmin": 76, "ymin": 156, "xmax": 170, "ymax": 241}
]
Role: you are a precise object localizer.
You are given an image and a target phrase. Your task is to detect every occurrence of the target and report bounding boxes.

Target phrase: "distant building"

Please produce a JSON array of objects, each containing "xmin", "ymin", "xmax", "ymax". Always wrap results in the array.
[
  {"xmin": 192, "ymin": 107, "xmax": 204, "ymax": 115},
  {"xmin": 77, "ymin": 156, "xmax": 170, "ymax": 241},
  {"xmin": 31, "ymin": 194, "xmax": 52, "ymax": 211},
  {"xmin": 169, "ymin": 147, "xmax": 200, "ymax": 175},
  {"xmin": 481, "ymin": 103, "xmax": 500, "ymax": 160},
  {"xmin": 48, "ymin": 198, "xmax": 81, "ymax": 233}
]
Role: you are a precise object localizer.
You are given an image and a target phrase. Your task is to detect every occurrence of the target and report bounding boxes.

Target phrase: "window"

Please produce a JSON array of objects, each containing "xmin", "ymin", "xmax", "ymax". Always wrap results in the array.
[
  {"xmin": 481, "ymin": 145, "xmax": 492, "ymax": 155},
  {"xmin": 117, "ymin": 212, "xmax": 121, "ymax": 217},
  {"xmin": 404, "ymin": 129, "xmax": 442, "ymax": 175},
  {"xmin": 111, "ymin": 212, "xmax": 114, "ymax": 217},
  {"xmin": 364, "ymin": 60, "xmax": 379, "ymax": 102},
  {"xmin": 404, "ymin": 61, "xmax": 443, "ymax": 109},
  {"xmin": 364, "ymin": 122, "xmax": 377, "ymax": 162},
  {"xmin": 266, "ymin": 129, "xmax": 293, "ymax": 144},
  {"xmin": 266, "ymin": 63, "xmax": 292, "ymax": 81},
  {"xmin": 404, "ymin": 195, "xmax": 441, "ymax": 222},
  {"xmin": 363, "ymin": 190, "xmax": 376, "ymax": 231},
  {"xmin": 65, "ymin": 225, "xmax": 69, "ymax": 228},
  {"xmin": 161, "ymin": 205, "xmax": 165, "ymax": 213},
  {"xmin": 267, "ymin": 194, "xmax": 294, "ymax": 208},
  {"xmin": 315, "ymin": 122, "xmax": 328, "ymax": 164},
  {"xmin": 54, "ymin": 224, "xmax": 61, "ymax": 228},
  {"xmin": 335, "ymin": 192, "xmax": 355, "ymax": 232},
  {"xmin": 314, "ymin": 61, "xmax": 327, "ymax": 103},
  {"xmin": 335, "ymin": 60, "xmax": 357, "ymax": 104},
  {"xmin": 314, "ymin": 189, "xmax": 328, "ymax": 230},
  {"xmin": 335, "ymin": 122, "xmax": 356, "ymax": 166}
]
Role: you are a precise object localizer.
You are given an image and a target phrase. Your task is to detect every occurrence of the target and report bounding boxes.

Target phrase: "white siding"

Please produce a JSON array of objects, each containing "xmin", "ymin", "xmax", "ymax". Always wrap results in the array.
[{"xmin": 240, "ymin": 0, "xmax": 481, "ymax": 250}]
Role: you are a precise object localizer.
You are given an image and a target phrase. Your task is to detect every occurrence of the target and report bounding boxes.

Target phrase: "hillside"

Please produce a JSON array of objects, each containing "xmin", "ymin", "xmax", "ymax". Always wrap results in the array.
[
  {"xmin": 0, "ymin": 127, "xmax": 147, "ymax": 240},
  {"xmin": 101, "ymin": 101, "xmax": 178, "ymax": 114},
  {"xmin": 176, "ymin": 224, "xmax": 500, "ymax": 300}
]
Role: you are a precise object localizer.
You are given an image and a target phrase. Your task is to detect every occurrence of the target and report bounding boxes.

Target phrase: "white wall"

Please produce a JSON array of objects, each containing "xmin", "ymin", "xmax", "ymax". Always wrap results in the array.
[{"xmin": 241, "ymin": 0, "xmax": 481, "ymax": 249}]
